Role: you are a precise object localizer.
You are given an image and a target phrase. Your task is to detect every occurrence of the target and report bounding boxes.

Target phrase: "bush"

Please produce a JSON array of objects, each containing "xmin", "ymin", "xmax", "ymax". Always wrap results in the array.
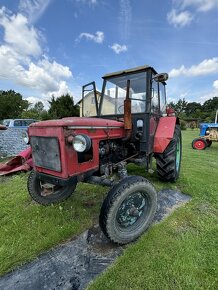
[
  {"xmin": 180, "ymin": 120, "xmax": 187, "ymax": 130},
  {"xmin": 190, "ymin": 121, "xmax": 196, "ymax": 130}
]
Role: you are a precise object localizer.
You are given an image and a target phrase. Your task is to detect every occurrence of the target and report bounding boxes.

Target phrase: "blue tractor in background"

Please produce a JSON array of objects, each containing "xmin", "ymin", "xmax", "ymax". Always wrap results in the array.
[{"xmin": 192, "ymin": 110, "xmax": 218, "ymax": 150}]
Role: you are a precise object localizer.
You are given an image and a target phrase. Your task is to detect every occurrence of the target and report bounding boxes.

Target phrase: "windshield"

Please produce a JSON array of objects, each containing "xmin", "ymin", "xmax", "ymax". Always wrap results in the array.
[{"xmin": 100, "ymin": 71, "xmax": 147, "ymax": 115}]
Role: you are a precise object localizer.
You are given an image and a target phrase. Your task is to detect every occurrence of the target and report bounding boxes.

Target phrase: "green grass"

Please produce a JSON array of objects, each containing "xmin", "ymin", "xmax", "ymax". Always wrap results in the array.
[
  {"xmin": 0, "ymin": 176, "xmax": 105, "ymax": 275},
  {"xmin": 88, "ymin": 129, "xmax": 218, "ymax": 290},
  {"xmin": 0, "ymin": 129, "xmax": 218, "ymax": 290}
]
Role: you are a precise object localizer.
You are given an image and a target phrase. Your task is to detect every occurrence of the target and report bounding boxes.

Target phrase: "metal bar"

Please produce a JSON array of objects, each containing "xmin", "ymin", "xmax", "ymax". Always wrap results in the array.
[
  {"xmin": 98, "ymin": 79, "xmax": 107, "ymax": 116},
  {"xmin": 124, "ymin": 79, "xmax": 132, "ymax": 130}
]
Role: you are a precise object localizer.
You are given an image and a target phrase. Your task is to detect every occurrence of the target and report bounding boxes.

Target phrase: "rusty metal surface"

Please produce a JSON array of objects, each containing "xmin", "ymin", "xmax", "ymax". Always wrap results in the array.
[
  {"xmin": 124, "ymin": 99, "xmax": 132, "ymax": 130},
  {"xmin": 0, "ymin": 124, "xmax": 7, "ymax": 130},
  {"xmin": 30, "ymin": 117, "xmax": 124, "ymax": 128},
  {"xmin": 102, "ymin": 65, "xmax": 152, "ymax": 79},
  {"xmin": 29, "ymin": 119, "xmax": 125, "ymax": 179},
  {"xmin": 0, "ymin": 147, "xmax": 32, "ymax": 176},
  {"xmin": 123, "ymin": 79, "xmax": 132, "ymax": 136}
]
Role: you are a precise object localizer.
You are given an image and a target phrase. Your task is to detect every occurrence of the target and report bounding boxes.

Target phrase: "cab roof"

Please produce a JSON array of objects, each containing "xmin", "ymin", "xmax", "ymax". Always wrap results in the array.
[{"xmin": 102, "ymin": 65, "xmax": 157, "ymax": 79}]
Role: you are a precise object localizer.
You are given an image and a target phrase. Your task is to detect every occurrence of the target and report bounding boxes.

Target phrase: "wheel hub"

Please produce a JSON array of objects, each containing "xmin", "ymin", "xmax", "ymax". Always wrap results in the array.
[
  {"xmin": 194, "ymin": 140, "xmax": 205, "ymax": 149},
  {"xmin": 116, "ymin": 192, "xmax": 146, "ymax": 228},
  {"xmin": 129, "ymin": 207, "xmax": 140, "ymax": 217},
  {"xmin": 41, "ymin": 183, "xmax": 55, "ymax": 196}
]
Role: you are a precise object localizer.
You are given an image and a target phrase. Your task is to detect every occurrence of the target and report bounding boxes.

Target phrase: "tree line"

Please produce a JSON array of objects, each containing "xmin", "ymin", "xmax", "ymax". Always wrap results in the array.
[
  {"xmin": 0, "ymin": 90, "xmax": 79, "ymax": 121},
  {"xmin": 169, "ymin": 96, "xmax": 218, "ymax": 123},
  {"xmin": 0, "ymin": 90, "xmax": 217, "ymax": 123}
]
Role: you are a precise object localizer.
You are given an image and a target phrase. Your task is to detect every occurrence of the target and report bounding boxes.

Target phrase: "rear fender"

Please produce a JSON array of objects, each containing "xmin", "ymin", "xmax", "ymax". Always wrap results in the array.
[{"xmin": 153, "ymin": 117, "xmax": 179, "ymax": 153}]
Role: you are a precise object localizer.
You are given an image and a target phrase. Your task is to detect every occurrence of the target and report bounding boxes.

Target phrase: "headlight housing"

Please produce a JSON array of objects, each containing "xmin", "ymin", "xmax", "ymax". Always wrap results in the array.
[{"xmin": 72, "ymin": 134, "xmax": 91, "ymax": 152}]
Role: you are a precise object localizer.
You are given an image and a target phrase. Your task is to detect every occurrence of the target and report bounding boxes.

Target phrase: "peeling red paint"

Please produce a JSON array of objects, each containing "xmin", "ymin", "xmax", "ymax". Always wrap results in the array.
[{"xmin": 0, "ymin": 147, "xmax": 33, "ymax": 176}]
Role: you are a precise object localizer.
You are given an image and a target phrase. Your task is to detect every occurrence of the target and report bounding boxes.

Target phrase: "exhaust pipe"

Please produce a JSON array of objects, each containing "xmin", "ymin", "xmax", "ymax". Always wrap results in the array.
[{"xmin": 123, "ymin": 79, "xmax": 132, "ymax": 141}]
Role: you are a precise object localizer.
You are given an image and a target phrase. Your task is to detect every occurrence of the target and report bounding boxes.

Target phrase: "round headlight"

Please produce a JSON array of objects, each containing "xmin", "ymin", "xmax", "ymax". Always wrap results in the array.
[{"xmin": 72, "ymin": 134, "xmax": 91, "ymax": 152}]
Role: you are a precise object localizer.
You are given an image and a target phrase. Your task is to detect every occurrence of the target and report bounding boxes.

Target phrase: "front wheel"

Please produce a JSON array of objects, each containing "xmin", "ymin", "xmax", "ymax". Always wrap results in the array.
[
  {"xmin": 192, "ymin": 138, "xmax": 207, "ymax": 150},
  {"xmin": 155, "ymin": 124, "xmax": 182, "ymax": 182},
  {"xmin": 27, "ymin": 170, "xmax": 77, "ymax": 205},
  {"xmin": 99, "ymin": 176, "xmax": 157, "ymax": 244}
]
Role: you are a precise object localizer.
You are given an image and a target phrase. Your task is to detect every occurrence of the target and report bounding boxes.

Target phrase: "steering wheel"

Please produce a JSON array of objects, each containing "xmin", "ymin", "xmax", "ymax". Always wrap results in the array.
[{"xmin": 118, "ymin": 105, "xmax": 124, "ymax": 114}]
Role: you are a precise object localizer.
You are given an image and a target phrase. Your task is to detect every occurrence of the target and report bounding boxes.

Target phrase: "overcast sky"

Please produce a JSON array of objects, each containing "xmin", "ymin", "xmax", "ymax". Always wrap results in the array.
[{"xmin": 0, "ymin": 0, "xmax": 218, "ymax": 107}]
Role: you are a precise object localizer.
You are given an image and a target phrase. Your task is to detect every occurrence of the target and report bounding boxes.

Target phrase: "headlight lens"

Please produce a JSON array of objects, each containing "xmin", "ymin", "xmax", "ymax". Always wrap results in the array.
[{"xmin": 72, "ymin": 134, "xmax": 91, "ymax": 152}]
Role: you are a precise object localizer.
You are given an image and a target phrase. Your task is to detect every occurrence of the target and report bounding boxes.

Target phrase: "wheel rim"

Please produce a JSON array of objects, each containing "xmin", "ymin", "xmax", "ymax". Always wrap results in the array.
[
  {"xmin": 176, "ymin": 137, "xmax": 181, "ymax": 172},
  {"xmin": 116, "ymin": 192, "xmax": 149, "ymax": 228},
  {"xmin": 194, "ymin": 139, "xmax": 205, "ymax": 150}
]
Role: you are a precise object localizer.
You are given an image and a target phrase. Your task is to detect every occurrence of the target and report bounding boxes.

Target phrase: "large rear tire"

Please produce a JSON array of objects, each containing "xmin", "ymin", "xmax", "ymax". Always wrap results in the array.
[
  {"xmin": 155, "ymin": 124, "xmax": 182, "ymax": 182},
  {"xmin": 99, "ymin": 176, "xmax": 157, "ymax": 244},
  {"xmin": 27, "ymin": 170, "xmax": 77, "ymax": 205}
]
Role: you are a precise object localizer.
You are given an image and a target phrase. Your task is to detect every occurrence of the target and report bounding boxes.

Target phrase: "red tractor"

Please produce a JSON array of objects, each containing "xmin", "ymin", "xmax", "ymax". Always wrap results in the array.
[{"xmin": 27, "ymin": 65, "xmax": 182, "ymax": 244}]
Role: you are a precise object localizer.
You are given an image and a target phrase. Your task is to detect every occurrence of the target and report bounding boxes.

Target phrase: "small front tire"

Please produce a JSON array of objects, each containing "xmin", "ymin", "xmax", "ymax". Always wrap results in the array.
[
  {"xmin": 192, "ymin": 138, "xmax": 207, "ymax": 150},
  {"xmin": 99, "ymin": 176, "xmax": 157, "ymax": 244},
  {"xmin": 27, "ymin": 170, "xmax": 77, "ymax": 205}
]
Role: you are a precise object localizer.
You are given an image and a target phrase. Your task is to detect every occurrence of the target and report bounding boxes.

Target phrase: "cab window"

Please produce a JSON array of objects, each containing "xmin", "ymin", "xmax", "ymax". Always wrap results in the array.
[
  {"xmin": 159, "ymin": 82, "xmax": 166, "ymax": 113},
  {"xmin": 151, "ymin": 80, "xmax": 159, "ymax": 113}
]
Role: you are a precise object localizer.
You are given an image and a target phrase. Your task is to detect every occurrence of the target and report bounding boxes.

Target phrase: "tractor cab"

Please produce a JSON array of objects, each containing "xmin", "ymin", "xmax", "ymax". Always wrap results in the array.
[
  {"xmin": 82, "ymin": 65, "xmax": 167, "ymax": 117},
  {"xmin": 99, "ymin": 65, "xmax": 167, "ymax": 116},
  {"xmin": 82, "ymin": 65, "xmax": 168, "ymax": 154}
]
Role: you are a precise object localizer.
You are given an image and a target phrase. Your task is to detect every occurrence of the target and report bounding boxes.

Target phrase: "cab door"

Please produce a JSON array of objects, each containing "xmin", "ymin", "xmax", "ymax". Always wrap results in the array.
[
  {"xmin": 148, "ymin": 78, "xmax": 160, "ymax": 153},
  {"xmin": 81, "ymin": 82, "xmax": 99, "ymax": 117}
]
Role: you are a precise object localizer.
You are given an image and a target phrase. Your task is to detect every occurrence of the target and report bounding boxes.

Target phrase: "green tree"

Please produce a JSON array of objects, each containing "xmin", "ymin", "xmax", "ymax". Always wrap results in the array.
[
  {"xmin": 202, "ymin": 97, "xmax": 218, "ymax": 112},
  {"xmin": 168, "ymin": 98, "xmax": 188, "ymax": 117},
  {"xmin": 48, "ymin": 94, "xmax": 79, "ymax": 119},
  {"xmin": 0, "ymin": 90, "xmax": 29, "ymax": 119},
  {"xmin": 34, "ymin": 101, "xmax": 44, "ymax": 114},
  {"xmin": 185, "ymin": 102, "xmax": 202, "ymax": 117},
  {"xmin": 175, "ymin": 98, "xmax": 188, "ymax": 115},
  {"xmin": 201, "ymin": 97, "xmax": 218, "ymax": 121},
  {"xmin": 21, "ymin": 101, "xmax": 49, "ymax": 120}
]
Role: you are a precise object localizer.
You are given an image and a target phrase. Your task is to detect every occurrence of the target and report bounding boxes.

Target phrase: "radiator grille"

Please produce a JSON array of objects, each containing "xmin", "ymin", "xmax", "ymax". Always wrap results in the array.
[{"xmin": 30, "ymin": 136, "xmax": 61, "ymax": 172}]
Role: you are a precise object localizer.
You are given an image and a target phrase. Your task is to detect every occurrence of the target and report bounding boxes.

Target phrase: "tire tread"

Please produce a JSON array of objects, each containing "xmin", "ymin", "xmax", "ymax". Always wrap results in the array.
[{"xmin": 155, "ymin": 125, "xmax": 182, "ymax": 182}]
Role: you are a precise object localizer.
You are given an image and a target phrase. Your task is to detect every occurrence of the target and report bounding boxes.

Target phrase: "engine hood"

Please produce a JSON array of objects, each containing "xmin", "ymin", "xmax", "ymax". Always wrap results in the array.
[{"xmin": 30, "ymin": 117, "xmax": 124, "ymax": 128}]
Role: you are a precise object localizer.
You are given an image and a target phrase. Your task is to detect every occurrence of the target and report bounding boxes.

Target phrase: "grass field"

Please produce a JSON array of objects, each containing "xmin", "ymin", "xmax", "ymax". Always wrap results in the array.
[
  {"xmin": 0, "ymin": 129, "xmax": 217, "ymax": 289},
  {"xmin": 0, "ymin": 176, "xmax": 105, "ymax": 275},
  {"xmin": 88, "ymin": 129, "xmax": 218, "ymax": 290}
]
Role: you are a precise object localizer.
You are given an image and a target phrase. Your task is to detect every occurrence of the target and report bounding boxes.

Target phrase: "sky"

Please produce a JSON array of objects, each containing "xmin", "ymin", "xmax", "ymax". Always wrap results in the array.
[{"xmin": 0, "ymin": 0, "xmax": 218, "ymax": 108}]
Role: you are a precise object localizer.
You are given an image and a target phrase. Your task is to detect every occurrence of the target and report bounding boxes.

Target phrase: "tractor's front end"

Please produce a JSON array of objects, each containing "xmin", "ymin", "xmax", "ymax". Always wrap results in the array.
[
  {"xmin": 192, "ymin": 110, "xmax": 218, "ymax": 150},
  {"xmin": 28, "ymin": 117, "xmax": 126, "ymax": 204}
]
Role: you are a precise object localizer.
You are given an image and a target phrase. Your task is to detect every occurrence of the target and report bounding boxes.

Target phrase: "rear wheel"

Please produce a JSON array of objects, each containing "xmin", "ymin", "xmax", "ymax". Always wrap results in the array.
[
  {"xmin": 99, "ymin": 176, "xmax": 157, "ymax": 244},
  {"xmin": 27, "ymin": 170, "xmax": 77, "ymax": 205},
  {"xmin": 155, "ymin": 124, "xmax": 182, "ymax": 182},
  {"xmin": 192, "ymin": 138, "xmax": 207, "ymax": 150}
]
